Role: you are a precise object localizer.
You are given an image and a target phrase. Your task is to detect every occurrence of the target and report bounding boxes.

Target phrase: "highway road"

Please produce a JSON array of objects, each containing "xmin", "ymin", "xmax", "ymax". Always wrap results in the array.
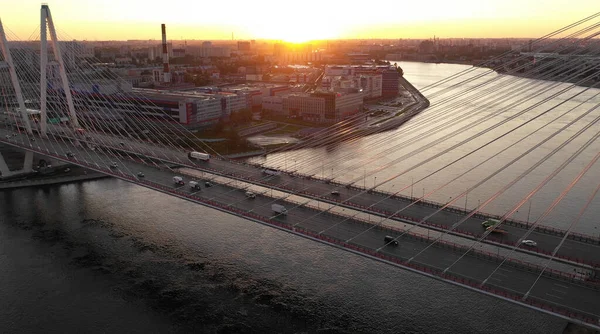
[
  {"xmin": 2, "ymin": 123, "xmax": 600, "ymax": 271},
  {"xmin": 1, "ymin": 125, "xmax": 600, "ymax": 326}
]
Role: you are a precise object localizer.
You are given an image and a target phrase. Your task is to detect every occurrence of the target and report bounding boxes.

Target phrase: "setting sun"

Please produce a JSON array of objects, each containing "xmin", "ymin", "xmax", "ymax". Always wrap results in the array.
[
  {"xmin": 0, "ymin": 0, "xmax": 597, "ymax": 40},
  {"xmin": 249, "ymin": 24, "xmax": 342, "ymax": 43}
]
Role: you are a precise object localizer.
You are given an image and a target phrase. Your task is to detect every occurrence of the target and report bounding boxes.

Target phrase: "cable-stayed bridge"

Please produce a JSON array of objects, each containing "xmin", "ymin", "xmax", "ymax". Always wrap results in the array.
[{"xmin": 1, "ymin": 5, "xmax": 600, "ymax": 330}]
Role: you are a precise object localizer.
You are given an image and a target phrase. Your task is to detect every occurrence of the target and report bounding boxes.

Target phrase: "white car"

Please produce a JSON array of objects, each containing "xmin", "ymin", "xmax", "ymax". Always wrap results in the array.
[{"xmin": 521, "ymin": 240, "xmax": 537, "ymax": 247}]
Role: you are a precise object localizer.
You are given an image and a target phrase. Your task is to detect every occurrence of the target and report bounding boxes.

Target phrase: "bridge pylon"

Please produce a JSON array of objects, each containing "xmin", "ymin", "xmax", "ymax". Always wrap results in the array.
[
  {"xmin": 0, "ymin": 19, "xmax": 33, "ymax": 135},
  {"xmin": 40, "ymin": 4, "xmax": 80, "ymax": 137}
]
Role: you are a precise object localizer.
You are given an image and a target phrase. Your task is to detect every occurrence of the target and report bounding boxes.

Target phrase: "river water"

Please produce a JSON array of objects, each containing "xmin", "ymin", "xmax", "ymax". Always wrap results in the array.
[{"xmin": 3, "ymin": 61, "xmax": 594, "ymax": 333}]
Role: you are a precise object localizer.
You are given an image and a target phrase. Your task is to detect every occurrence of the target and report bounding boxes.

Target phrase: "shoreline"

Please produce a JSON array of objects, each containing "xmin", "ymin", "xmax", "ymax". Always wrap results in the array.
[
  {"xmin": 392, "ymin": 59, "xmax": 600, "ymax": 89},
  {"xmin": 260, "ymin": 76, "xmax": 430, "ymax": 154}
]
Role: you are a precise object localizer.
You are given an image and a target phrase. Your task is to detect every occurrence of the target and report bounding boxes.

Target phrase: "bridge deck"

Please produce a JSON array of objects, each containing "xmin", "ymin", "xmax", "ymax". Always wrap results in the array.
[{"xmin": 2, "ymin": 126, "xmax": 599, "ymax": 327}]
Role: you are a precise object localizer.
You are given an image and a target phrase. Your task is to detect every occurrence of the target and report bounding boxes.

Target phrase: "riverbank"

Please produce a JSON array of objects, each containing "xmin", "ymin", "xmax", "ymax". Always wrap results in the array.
[
  {"xmin": 395, "ymin": 59, "xmax": 600, "ymax": 89},
  {"xmin": 259, "ymin": 76, "xmax": 430, "ymax": 153},
  {"xmin": 365, "ymin": 76, "xmax": 430, "ymax": 130}
]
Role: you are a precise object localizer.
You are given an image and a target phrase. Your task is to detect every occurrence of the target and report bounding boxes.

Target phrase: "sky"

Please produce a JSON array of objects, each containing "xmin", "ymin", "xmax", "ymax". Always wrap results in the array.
[{"xmin": 0, "ymin": 0, "xmax": 598, "ymax": 42}]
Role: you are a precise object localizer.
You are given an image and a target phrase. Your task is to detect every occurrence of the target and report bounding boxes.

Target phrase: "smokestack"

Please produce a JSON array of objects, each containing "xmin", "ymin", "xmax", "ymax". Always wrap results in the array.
[{"xmin": 161, "ymin": 23, "xmax": 170, "ymax": 83}]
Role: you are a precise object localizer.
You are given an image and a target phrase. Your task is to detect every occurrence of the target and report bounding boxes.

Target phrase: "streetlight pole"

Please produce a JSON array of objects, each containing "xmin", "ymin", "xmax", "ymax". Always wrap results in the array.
[
  {"xmin": 465, "ymin": 189, "xmax": 468, "ymax": 212},
  {"xmin": 410, "ymin": 177, "xmax": 414, "ymax": 200},
  {"xmin": 363, "ymin": 169, "xmax": 366, "ymax": 189},
  {"xmin": 527, "ymin": 200, "xmax": 532, "ymax": 227}
]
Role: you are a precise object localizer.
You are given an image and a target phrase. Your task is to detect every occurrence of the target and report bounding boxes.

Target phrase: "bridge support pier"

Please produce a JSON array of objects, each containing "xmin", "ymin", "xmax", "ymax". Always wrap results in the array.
[
  {"xmin": 23, "ymin": 151, "xmax": 33, "ymax": 172},
  {"xmin": 0, "ymin": 151, "xmax": 11, "ymax": 177},
  {"xmin": 0, "ymin": 149, "xmax": 36, "ymax": 179}
]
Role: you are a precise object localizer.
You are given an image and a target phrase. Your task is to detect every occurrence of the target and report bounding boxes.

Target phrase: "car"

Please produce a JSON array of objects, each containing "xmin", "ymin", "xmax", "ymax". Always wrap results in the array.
[
  {"xmin": 245, "ymin": 191, "xmax": 256, "ymax": 199},
  {"xmin": 66, "ymin": 152, "xmax": 75, "ymax": 158},
  {"xmin": 384, "ymin": 235, "xmax": 399, "ymax": 246},
  {"xmin": 331, "ymin": 190, "xmax": 340, "ymax": 196},
  {"xmin": 137, "ymin": 172, "xmax": 145, "ymax": 178},
  {"xmin": 204, "ymin": 182, "xmax": 212, "ymax": 187},
  {"xmin": 110, "ymin": 162, "xmax": 118, "ymax": 168},
  {"xmin": 64, "ymin": 168, "xmax": 71, "ymax": 173},
  {"xmin": 521, "ymin": 240, "xmax": 537, "ymax": 247}
]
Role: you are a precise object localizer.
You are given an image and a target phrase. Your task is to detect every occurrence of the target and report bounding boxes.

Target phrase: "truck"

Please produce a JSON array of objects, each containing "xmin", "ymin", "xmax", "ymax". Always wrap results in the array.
[
  {"xmin": 188, "ymin": 151, "xmax": 210, "ymax": 161},
  {"xmin": 271, "ymin": 204, "xmax": 287, "ymax": 215},
  {"xmin": 173, "ymin": 176, "xmax": 184, "ymax": 185},
  {"xmin": 189, "ymin": 181, "xmax": 201, "ymax": 190}
]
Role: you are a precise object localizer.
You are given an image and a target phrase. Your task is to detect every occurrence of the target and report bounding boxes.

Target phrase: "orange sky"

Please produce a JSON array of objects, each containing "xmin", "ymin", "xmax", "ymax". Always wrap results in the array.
[{"xmin": 0, "ymin": 0, "xmax": 597, "ymax": 42}]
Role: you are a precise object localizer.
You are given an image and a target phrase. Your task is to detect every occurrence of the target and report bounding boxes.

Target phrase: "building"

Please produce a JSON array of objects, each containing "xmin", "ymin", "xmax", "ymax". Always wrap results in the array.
[
  {"xmin": 123, "ymin": 89, "xmax": 249, "ymax": 127},
  {"xmin": 262, "ymin": 95, "xmax": 284, "ymax": 113},
  {"xmin": 221, "ymin": 84, "xmax": 291, "ymax": 109},
  {"xmin": 237, "ymin": 41, "xmax": 251, "ymax": 52},
  {"xmin": 324, "ymin": 65, "xmax": 400, "ymax": 97},
  {"xmin": 356, "ymin": 74, "xmax": 382, "ymax": 99},
  {"xmin": 188, "ymin": 45, "xmax": 231, "ymax": 58},
  {"xmin": 273, "ymin": 90, "xmax": 363, "ymax": 124}
]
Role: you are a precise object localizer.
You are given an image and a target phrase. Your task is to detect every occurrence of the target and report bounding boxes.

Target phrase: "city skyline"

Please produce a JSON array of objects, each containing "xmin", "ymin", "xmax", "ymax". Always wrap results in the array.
[{"xmin": 0, "ymin": 1, "xmax": 598, "ymax": 42}]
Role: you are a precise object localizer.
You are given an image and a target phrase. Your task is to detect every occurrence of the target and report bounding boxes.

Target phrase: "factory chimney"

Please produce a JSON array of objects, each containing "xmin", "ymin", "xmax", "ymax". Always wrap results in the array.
[{"xmin": 161, "ymin": 23, "xmax": 170, "ymax": 83}]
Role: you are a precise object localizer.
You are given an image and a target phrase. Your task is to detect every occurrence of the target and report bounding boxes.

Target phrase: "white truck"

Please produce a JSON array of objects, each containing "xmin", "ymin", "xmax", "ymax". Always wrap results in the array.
[
  {"xmin": 173, "ymin": 176, "xmax": 184, "ymax": 185},
  {"xmin": 188, "ymin": 151, "xmax": 210, "ymax": 161},
  {"xmin": 271, "ymin": 204, "xmax": 287, "ymax": 215},
  {"xmin": 189, "ymin": 181, "xmax": 201, "ymax": 190}
]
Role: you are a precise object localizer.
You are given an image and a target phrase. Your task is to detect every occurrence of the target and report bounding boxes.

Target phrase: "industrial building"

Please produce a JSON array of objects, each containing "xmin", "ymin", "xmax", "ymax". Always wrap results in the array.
[
  {"xmin": 263, "ymin": 90, "xmax": 363, "ymax": 124},
  {"xmin": 221, "ymin": 84, "xmax": 291, "ymax": 109},
  {"xmin": 323, "ymin": 65, "xmax": 401, "ymax": 97}
]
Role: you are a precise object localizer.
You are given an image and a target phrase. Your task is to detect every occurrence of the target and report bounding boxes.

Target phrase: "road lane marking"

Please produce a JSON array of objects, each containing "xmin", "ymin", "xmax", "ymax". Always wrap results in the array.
[
  {"xmin": 545, "ymin": 293, "xmax": 563, "ymax": 299},
  {"xmin": 554, "ymin": 284, "xmax": 570, "ymax": 289}
]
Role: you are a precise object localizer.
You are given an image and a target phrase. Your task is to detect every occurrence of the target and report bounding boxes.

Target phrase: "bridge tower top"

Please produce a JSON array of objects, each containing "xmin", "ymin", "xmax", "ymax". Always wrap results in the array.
[{"xmin": 40, "ymin": 4, "xmax": 80, "ymax": 134}]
